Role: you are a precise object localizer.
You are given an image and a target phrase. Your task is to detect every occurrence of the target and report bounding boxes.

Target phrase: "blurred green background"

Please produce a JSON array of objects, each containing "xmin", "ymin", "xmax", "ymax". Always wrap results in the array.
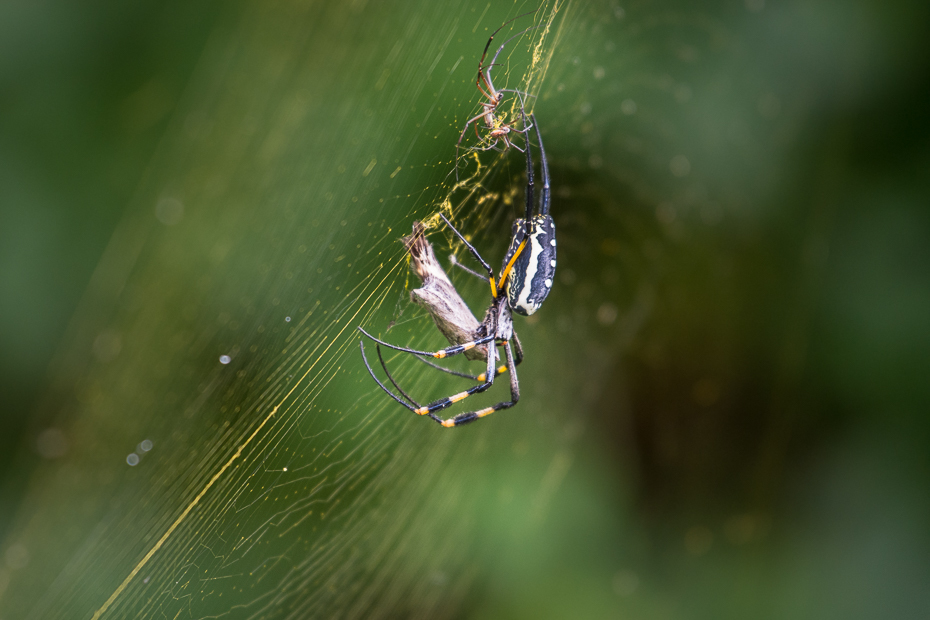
[
  {"xmin": 0, "ymin": 0, "xmax": 226, "ymax": 528},
  {"xmin": 1, "ymin": 0, "xmax": 929, "ymax": 618}
]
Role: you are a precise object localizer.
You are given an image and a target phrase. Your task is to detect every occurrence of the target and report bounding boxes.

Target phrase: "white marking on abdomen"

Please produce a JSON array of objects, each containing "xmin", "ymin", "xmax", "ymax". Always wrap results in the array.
[{"xmin": 514, "ymin": 230, "xmax": 545, "ymax": 313}]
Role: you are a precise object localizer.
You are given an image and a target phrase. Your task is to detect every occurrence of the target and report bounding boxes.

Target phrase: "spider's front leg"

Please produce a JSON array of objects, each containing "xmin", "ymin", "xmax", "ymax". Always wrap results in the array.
[
  {"xmin": 439, "ymin": 214, "xmax": 498, "ymax": 292},
  {"xmin": 358, "ymin": 327, "xmax": 494, "ymax": 360},
  {"xmin": 413, "ymin": 330, "xmax": 523, "ymax": 385}
]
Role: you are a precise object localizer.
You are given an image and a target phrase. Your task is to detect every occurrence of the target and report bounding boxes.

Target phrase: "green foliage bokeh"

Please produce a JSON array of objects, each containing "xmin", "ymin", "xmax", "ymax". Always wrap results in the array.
[{"xmin": 1, "ymin": 0, "xmax": 929, "ymax": 618}]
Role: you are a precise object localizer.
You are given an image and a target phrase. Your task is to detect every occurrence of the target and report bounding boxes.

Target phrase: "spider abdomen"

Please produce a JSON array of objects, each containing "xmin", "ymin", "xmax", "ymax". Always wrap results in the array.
[{"xmin": 506, "ymin": 214, "xmax": 556, "ymax": 316}]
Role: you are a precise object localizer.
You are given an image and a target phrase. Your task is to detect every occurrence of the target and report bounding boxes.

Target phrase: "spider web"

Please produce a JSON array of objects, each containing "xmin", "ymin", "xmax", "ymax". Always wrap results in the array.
[
  {"xmin": 0, "ymin": 0, "xmax": 797, "ymax": 618},
  {"xmin": 0, "ymin": 2, "xmax": 591, "ymax": 618}
]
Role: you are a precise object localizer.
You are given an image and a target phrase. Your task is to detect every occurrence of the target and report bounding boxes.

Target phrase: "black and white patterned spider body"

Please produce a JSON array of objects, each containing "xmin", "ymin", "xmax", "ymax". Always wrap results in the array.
[
  {"xmin": 358, "ymin": 112, "xmax": 553, "ymax": 428},
  {"xmin": 504, "ymin": 214, "xmax": 556, "ymax": 316}
]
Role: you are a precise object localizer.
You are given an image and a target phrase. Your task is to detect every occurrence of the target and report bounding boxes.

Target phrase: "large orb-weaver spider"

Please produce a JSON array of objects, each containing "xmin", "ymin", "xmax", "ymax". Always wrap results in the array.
[
  {"xmin": 456, "ymin": 9, "xmax": 539, "ymax": 157},
  {"xmin": 359, "ymin": 112, "xmax": 555, "ymax": 428}
]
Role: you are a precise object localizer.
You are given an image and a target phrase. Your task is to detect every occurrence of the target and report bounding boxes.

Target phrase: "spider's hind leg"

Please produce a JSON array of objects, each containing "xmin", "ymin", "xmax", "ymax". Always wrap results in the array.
[
  {"xmin": 360, "ymin": 340, "xmax": 418, "ymax": 413},
  {"xmin": 411, "ymin": 335, "xmax": 498, "ymax": 418},
  {"xmin": 376, "ymin": 345, "xmax": 420, "ymax": 408},
  {"xmin": 435, "ymin": 339, "xmax": 521, "ymax": 428}
]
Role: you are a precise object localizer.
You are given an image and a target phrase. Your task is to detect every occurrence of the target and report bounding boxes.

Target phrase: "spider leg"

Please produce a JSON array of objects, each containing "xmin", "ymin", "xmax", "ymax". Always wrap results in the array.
[
  {"xmin": 504, "ymin": 134, "xmax": 526, "ymax": 153},
  {"xmin": 530, "ymin": 112, "xmax": 551, "ymax": 216},
  {"xmin": 456, "ymin": 110, "xmax": 498, "ymax": 180},
  {"xmin": 503, "ymin": 97, "xmax": 532, "ymax": 155},
  {"xmin": 418, "ymin": 332, "xmax": 523, "ymax": 382},
  {"xmin": 449, "ymin": 253, "xmax": 489, "ymax": 281},
  {"xmin": 414, "ymin": 353, "xmax": 509, "ymax": 382},
  {"xmin": 360, "ymin": 340, "xmax": 418, "ymax": 412},
  {"xmin": 512, "ymin": 330, "xmax": 525, "ymax": 365},
  {"xmin": 434, "ymin": 339, "xmax": 521, "ymax": 428},
  {"xmin": 410, "ymin": 326, "xmax": 498, "ymax": 418},
  {"xmin": 376, "ymin": 345, "xmax": 420, "ymax": 408},
  {"xmin": 478, "ymin": 9, "xmax": 538, "ymax": 91},
  {"xmin": 513, "ymin": 124, "xmax": 532, "ymax": 152},
  {"xmin": 464, "ymin": 141, "xmax": 503, "ymax": 153},
  {"xmin": 510, "ymin": 130, "xmax": 530, "ymax": 153},
  {"xmin": 523, "ymin": 108, "xmax": 536, "ymax": 221},
  {"xmin": 498, "ymin": 88, "xmax": 538, "ymax": 99},
  {"xmin": 410, "ymin": 364, "xmax": 495, "ymax": 416},
  {"xmin": 475, "ymin": 76, "xmax": 496, "ymax": 104},
  {"xmin": 488, "ymin": 24, "xmax": 540, "ymax": 70},
  {"xmin": 360, "ymin": 341, "xmax": 449, "ymax": 425},
  {"xmin": 458, "ymin": 110, "xmax": 491, "ymax": 148},
  {"xmin": 439, "ymin": 214, "xmax": 496, "ymax": 286},
  {"xmin": 358, "ymin": 326, "xmax": 495, "ymax": 360},
  {"xmin": 462, "ymin": 138, "xmax": 503, "ymax": 154},
  {"xmin": 364, "ymin": 326, "xmax": 498, "ymax": 419},
  {"xmin": 493, "ymin": 116, "xmax": 536, "ymax": 291},
  {"xmin": 484, "ymin": 23, "xmax": 541, "ymax": 96}
]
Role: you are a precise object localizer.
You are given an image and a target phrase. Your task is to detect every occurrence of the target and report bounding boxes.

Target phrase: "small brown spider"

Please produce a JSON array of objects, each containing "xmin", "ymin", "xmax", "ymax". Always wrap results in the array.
[{"xmin": 456, "ymin": 10, "xmax": 538, "ymax": 156}]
